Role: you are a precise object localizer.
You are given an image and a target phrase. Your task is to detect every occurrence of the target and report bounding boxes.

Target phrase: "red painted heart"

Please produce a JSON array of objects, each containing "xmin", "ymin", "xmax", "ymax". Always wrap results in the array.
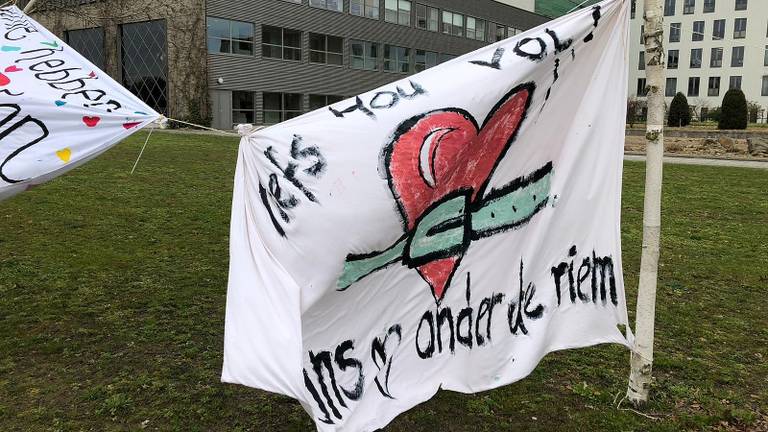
[
  {"xmin": 122, "ymin": 122, "xmax": 141, "ymax": 129},
  {"xmin": 4, "ymin": 65, "xmax": 22, "ymax": 73},
  {"xmin": 82, "ymin": 116, "xmax": 101, "ymax": 127},
  {"xmin": 385, "ymin": 83, "xmax": 533, "ymax": 302},
  {"xmin": 88, "ymin": 71, "xmax": 96, "ymax": 78},
  {"xmin": 0, "ymin": 73, "xmax": 9, "ymax": 86}
]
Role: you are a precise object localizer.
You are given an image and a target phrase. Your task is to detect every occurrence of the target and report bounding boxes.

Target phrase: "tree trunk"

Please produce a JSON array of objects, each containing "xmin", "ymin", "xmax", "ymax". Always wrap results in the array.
[{"xmin": 627, "ymin": 0, "xmax": 665, "ymax": 406}]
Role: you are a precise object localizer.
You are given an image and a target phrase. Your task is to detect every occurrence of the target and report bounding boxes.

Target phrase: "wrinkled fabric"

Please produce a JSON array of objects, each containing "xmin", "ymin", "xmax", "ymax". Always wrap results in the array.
[
  {"xmin": 0, "ymin": 6, "xmax": 158, "ymax": 201},
  {"xmin": 223, "ymin": 1, "xmax": 631, "ymax": 430}
]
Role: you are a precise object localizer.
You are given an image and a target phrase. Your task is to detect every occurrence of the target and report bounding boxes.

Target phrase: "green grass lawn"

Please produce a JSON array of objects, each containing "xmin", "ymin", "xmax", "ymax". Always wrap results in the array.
[{"xmin": 1, "ymin": 131, "xmax": 766, "ymax": 431}]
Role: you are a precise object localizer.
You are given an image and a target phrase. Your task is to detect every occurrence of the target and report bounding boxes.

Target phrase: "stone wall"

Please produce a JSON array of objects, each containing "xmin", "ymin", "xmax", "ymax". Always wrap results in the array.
[{"xmin": 28, "ymin": 0, "xmax": 210, "ymax": 123}]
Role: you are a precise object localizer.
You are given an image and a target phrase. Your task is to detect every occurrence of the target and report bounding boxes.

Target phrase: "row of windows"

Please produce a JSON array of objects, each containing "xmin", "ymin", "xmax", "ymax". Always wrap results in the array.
[
  {"xmin": 274, "ymin": 0, "xmax": 522, "ymax": 42},
  {"xmin": 638, "ymin": 46, "xmax": 755, "ymax": 70},
  {"xmin": 209, "ymin": 21, "xmax": 459, "ymax": 73},
  {"xmin": 631, "ymin": 0, "xmax": 749, "ymax": 18},
  {"xmin": 637, "ymin": 75, "xmax": 768, "ymax": 98},
  {"xmin": 638, "ymin": 18, "xmax": 759, "ymax": 47},
  {"xmin": 232, "ymin": 91, "xmax": 345, "ymax": 124}
]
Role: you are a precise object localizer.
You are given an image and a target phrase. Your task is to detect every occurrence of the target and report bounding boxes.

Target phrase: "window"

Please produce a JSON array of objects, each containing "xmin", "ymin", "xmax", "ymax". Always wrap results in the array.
[
  {"xmin": 708, "ymin": 76, "xmax": 720, "ymax": 96},
  {"xmin": 683, "ymin": 0, "xmax": 695, "ymax": 14},
  {"xmin": 710, "ymin": 47, "xmax": 723, "ymax": 67},
  {"xmin": 351, "ymin": 0, "xmax": 379, "ymax": 19},
  {"xmin": 262, "ymin": 26, "xmax": 301, "ymax": 61},
  {"xmin": 765, "ymin": 45, "xmax": 768, "ymax": 66},
  {"xmin": 667, "ymin": 49, "xmax": 679, "ymax": 68},
  {"xmin": 729, "ymin": 75, "xmax": 741, "ymax": 90},
  {"xmin": 664, "ymin": 0, "xmax": 675, "ymax": 15},
  {"xmin": 731, "ymin": 46, "xmax": 744, "ymax": 67},
  {"xmin": 492, "ymin": 23, "xmax": 506, "ymax": 41},
  {"xmin": 309, "ymin": 94, "xmax": 344, "ymax": 111},
  {"xmin": 64, "ymin": 27, "xmax": 105, "ymax": 70},
  {"xmin": 631, "ymin": 0, "xmax": 636, "ymax": 18},
  {"xmin": 263, "ymin": 92, "xmax": 302, "ymax": 124},
  {"xmin": 309, "ymin": 33, "xmax": 343, "ymax": 65},
  {"xmin": 121, "ymin": 20, "xmax": 168, "ymax": 114},
  {"xmin": 692, "ymin": 21, "xmax": 704, "ymax": 41},
  {"xmin": 638, "ymin": 51, "xmax": 645, "ymax": 70},
  {"xmin": 466, "ymin": 17, "xmax": 486, "ymax": 41},
  {"xmin": 232, "ymin": 91, "xmax": 255, "ymax": 124},
  {"xmin": 508, "ymin": 27, "xmax": 522, "ymax": 36},
  {"xmin": 415, "ymin": 49, "xmax": 438, "ymax": 71},
  {"xmin": 637, "ymin": 78, "xmax": 648, "ymax": 96},
  {"xmin": 762, "ymin": 76, "xmax": 768, "ymax": 96},
  {"xmin": 712, "ymin": 19, "xmax": 725, "ymax": 39},
  {"xmin": 385, "ymin": 0, "xmax": 411, "ymax": 26},
  {"xmin": 383, "ymin": 44, "xmax": 410, "ymax": 73},
  {"xmin": 670, "ymin": 23, "xmax": 681, "ymax": 42},
  {"xmin": 442, "ymin": 11, "xmax": 463, "ymax": 37},
  {"xmin": 687, "ymin": 77, "xmax": 700, "ymax": 96},
  {"xmin": 666, "ymin": 77, "xmax": 677, "ymax": 96},
  {"xmin": 309, "ymin": 0, "xmax": 342, "ymax": 12},
  {"xmin": 439, "ymin": 53, "xmax": 457, "ymax": 63},
  {"xmin": 690, "ymin": 48, "xmax": 702, "ymax": 67},
  {"xmin": 640, "ymin": 25, "xmax": 645, "ymax": 44},
  {"xmin": 207, "ymin": 17, "xmax": 254, "ymax": 55},
  {"xmin": 350, "ymin": 40, "xmax": 378, "ymax": 70},
  {"xmin": 733, "ymin": 18, "xmax": 746, "ymax": 39},
  {"xmin": 416, "ymin": 4, "xmax": 439, "ymax": 31},
  {"xmin": 734, "ymin": 0, "xmax": 746, "ymax": 10},
  {"xmin": 703, "ymin": 0, "xmax": 715, "ymax": 12}
]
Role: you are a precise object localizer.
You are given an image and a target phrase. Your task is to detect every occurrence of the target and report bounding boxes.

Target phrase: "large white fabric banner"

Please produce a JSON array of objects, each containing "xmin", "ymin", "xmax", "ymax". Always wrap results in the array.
[
  {"xmin": 224, "ymin": 0, "xmax": 631, "ymax": 430},
  {"xmin": 0, "ymin": 6, "xmax": 159, "ymax": 201}
]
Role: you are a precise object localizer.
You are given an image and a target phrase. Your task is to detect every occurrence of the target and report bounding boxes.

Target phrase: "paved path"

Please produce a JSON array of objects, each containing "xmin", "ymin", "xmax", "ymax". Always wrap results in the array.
[{"xmin": 624, "ymin": 154, "xmax": 768, "ymax": 169}]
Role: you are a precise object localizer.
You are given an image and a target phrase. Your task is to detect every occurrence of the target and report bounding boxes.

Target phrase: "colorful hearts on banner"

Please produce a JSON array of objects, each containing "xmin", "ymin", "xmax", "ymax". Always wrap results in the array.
[
  {"xmin": 82, "ymin": 116, "xmax": 100, "ymax": 127},
  {"xmin": 56, "ymin": 148, "xmax": 72, "ymax": 163},
  {"xmin": 55, "ymin": 100, "xmax": 66, "ymax": 107},
  {"xmin": 40, "ymin": 41, "xmax": 58, "ymax": 48},
  {"xmin": 88, "ymin": 71, "xmax": 96, "ymax": 78},
  {"xmin": 0, "ymin": 45, "xmax": 20, "ymax": 52},
  {"xmin": 4, "ymin": 65, "xmax": 22, "ymax": 73},
  {"xmin": 122, "ymin": 122, "xmax": 141, "ymax": 129},
  {"xmin": 0, "ymin": 74, "xmax": 8, "ymax": 86}
]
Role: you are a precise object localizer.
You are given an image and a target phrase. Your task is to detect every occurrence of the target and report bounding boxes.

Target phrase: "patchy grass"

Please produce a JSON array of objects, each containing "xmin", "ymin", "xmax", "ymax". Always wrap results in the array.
[{"xmin": 1, "ymin": 131, "xmax": 766, "ymax": 431}]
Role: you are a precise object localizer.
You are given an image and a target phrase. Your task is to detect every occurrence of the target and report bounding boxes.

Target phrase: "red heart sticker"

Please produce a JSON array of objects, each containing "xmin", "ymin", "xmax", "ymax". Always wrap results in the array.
[
  {"xmin": 122, "ymin": 122, "xmax": 141, "ymax": 129},
  {"xmin": 0, "ymin": 73, "xmax": 9, "ymax": 86},
  {"xmin": 384, "ymin": 83, "xmax": 533, "ymax": 302},
  {"xmin": 4, "ymin": 65, "xmax": 22, "ymax": 73},
  {"xmin": 82, "ymin": 116, "xmax": 101, "ymax": 127}
]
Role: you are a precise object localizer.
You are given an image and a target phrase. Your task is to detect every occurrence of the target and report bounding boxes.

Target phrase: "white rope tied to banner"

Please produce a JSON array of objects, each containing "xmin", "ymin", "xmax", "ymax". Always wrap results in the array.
[{"xmin": 129, "ymin": 116, "xmax": 265, "ymax": 174}]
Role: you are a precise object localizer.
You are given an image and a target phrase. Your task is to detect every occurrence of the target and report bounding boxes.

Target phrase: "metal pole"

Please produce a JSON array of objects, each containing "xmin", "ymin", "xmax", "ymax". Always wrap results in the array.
[
  {"xmin": 627, "ymin": 0, "xmax": 665, "ymax": 406},
  {"xmin": 23, "ymin": 0, "xmax": 38, "ymax": 13}
]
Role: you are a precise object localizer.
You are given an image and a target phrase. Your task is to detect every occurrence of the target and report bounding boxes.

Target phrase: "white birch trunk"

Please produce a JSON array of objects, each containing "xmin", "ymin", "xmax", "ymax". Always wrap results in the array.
[{"xmin": 627, "ymin": 0, "xmax": 666, "ymax": 406}]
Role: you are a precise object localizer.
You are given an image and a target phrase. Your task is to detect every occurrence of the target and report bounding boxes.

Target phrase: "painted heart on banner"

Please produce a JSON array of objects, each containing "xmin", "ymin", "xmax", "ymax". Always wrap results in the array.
[{"xmin": 384, "ymin": 83, "xmax": 533, "ymax": 303}]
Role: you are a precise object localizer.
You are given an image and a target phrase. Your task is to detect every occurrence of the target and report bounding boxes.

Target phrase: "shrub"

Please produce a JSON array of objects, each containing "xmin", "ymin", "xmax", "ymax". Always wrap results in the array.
[
  {"xmin": 668, "ymin": 92, "xmax": 691, "ymax": 127},
  {"xmin": 718, "ymin": 89, "xmax": 748, "ymax": 130}
]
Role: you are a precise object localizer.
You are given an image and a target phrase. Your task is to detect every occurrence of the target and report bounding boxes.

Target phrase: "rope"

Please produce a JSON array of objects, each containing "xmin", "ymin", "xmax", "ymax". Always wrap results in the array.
[
  {"xmin": 130, "ymin": 127, "xmax": 153, "ymax": 174},
  {"xmin": 162, "ymin": 116, "xmax": 241, "ymax": 136}
]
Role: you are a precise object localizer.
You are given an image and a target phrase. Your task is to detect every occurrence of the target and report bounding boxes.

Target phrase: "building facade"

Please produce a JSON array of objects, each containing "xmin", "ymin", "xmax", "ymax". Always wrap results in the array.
[
  {"xmin": 629, "ymin": 0, "xmax": 768, "ymax": 120},
  {"xmin": 205, "ymin": 0, "xmax": 548, "ymax": 128},
  {"xmin": 24, "ymin": 0, "xmax": 548, "ymax": 129}
]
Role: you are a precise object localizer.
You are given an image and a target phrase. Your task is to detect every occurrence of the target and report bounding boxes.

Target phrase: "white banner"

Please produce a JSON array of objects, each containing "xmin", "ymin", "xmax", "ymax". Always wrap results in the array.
[
  {"xmin": 223, "ymin": 0, "xmax": 631, "ymax": 430},
  {"xmin": 0, "ymin": 6, "xmax": 159, "ymax": 201}
]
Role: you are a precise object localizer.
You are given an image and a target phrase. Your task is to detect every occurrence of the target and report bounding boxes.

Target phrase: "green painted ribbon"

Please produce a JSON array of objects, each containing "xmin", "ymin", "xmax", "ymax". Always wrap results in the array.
[{"xmin": 338, "ymin": 164, "xmax": 553, "ymax": 289}]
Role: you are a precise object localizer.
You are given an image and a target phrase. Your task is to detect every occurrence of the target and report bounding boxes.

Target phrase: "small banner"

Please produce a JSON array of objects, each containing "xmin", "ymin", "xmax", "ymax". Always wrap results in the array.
[
  {"xmin": 0, "ymin": 6, "xmax": 159, "ymax": 201},
  {"xmin": 223, "ymin": 0, "xmax": 631, "ymax": 430}
]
